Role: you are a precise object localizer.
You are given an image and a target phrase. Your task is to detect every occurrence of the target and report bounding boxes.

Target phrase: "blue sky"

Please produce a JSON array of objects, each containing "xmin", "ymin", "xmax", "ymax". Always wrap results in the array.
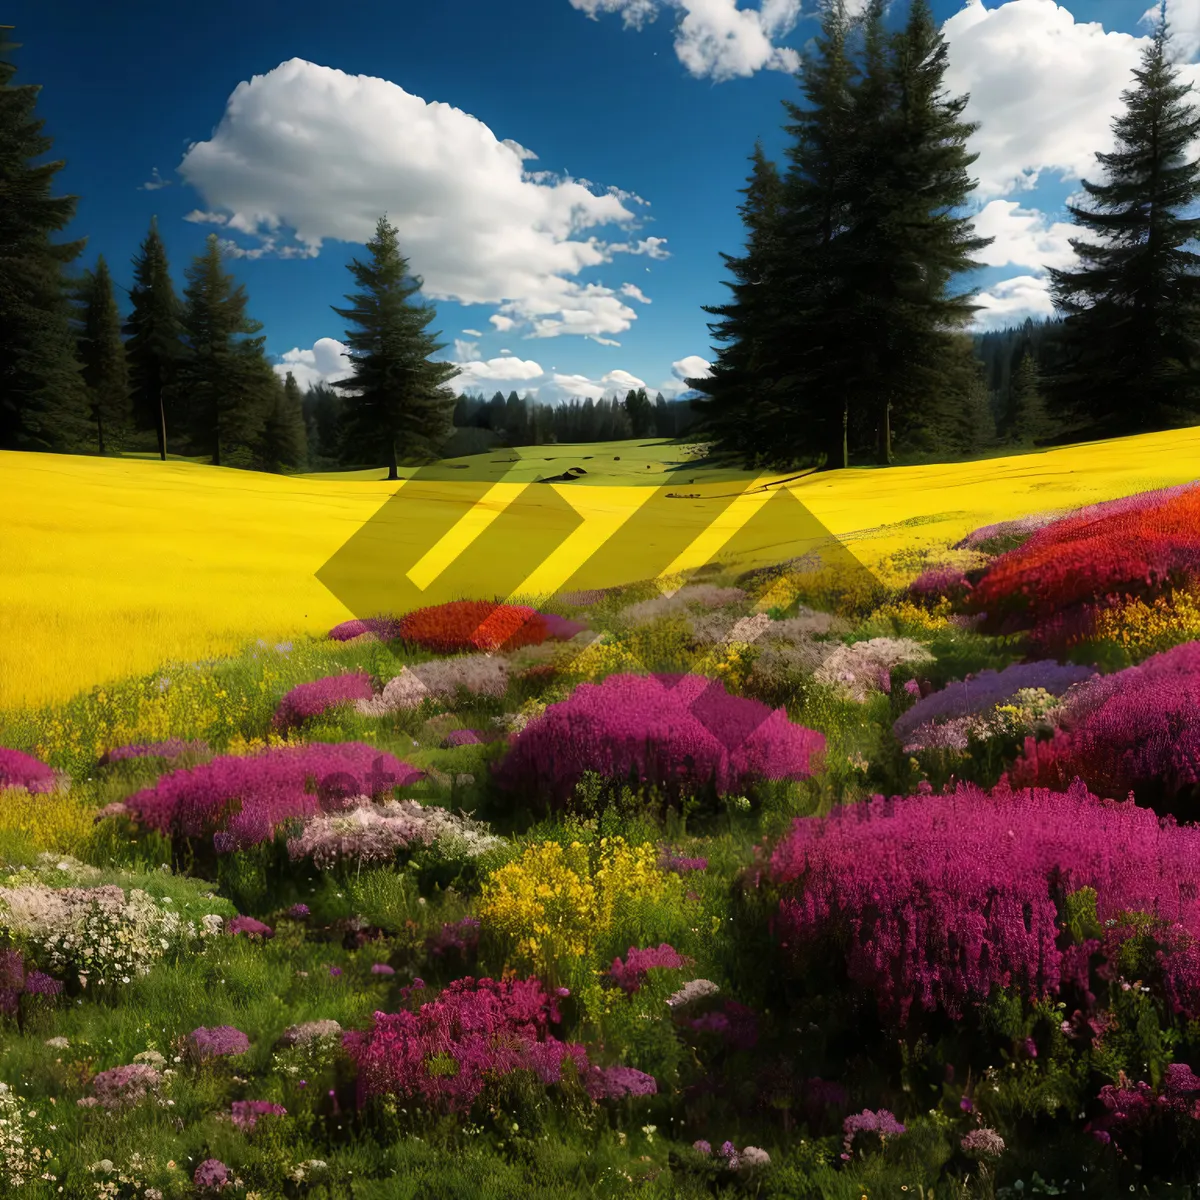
[{"xmin": 12, "ymin": 0, "xmax": 1199, "ymax": 402}]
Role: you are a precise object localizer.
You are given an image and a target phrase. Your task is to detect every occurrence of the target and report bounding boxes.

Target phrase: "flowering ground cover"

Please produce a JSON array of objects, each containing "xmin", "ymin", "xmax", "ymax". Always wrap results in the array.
[{"xmin": 6, "ymin": 478, "xmax": 1200, "ymax": 1194}]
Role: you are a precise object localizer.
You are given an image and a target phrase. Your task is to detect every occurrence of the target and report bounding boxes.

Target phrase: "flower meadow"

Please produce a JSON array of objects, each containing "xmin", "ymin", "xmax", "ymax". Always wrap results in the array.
[{"xmin": 8, "ymin": 482, "xmax": 1200, "ymax": 1196}]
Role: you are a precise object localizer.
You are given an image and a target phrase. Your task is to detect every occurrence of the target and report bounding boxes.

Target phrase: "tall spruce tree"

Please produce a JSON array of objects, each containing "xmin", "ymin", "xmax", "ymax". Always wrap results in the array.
[
  {"xmin": 1043, "ymin": 1, "xmax": 1200, "ymax": 435},
  {"xmin": 124, "ymin": 217, "xmax": 185, "ymax": 460},
  {"xmin": 767, "ymin": 0, "xmax": 863, "ymax": 469},
  {"xmin": 837, "ymin": 0, "xmax": 994, "ymax": 463},
  {"xmin": 71, "ymin": 255, "xmax": 131, "ymax": 455},
  {"xmin": 331, "ymin": 216, "xmax": 459, "ymax": 479},
  {"xmin": 0, "ymin": 28, "xmax": 91, "ymax": 451},
  {"xmin": 178, "ymin": 234, "xmax": 270, "ymax": 467},
  {"xmin": 1010, "ymin": 348, "xmax": 1054, "ymax": 443},
  {"xmin": 688, "ymin": 142, "xmax": 786, "ymax": 462}
]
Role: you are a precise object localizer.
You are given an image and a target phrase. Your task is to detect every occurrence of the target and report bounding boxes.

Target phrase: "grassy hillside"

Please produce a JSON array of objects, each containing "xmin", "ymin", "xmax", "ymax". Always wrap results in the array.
[{"xmin": 3, "ymin": 427, "xmax": 1198, "ymax": 711}]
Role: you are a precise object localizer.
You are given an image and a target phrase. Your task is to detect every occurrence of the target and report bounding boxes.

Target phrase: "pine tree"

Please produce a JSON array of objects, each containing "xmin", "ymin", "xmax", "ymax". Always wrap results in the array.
[
  {"xmin": 688, "ymin": 141, "xmax": 786, "ymax": 463},
  {"xmin": 769, "ymin": 0, "xmax": 863, "ymax": 469},
  {"xmin": 257, "ymin": 370, "xmax": 308, "ymax": 471},
  {"xmin": 303, "ymin": 381, "xmax": 344, "ymax": 466},
  {"xmin": 124, "ymin": 216, "xmax": 185, "ymax": 460},
  {"xmin": 71, "ymin": 255, "xmax": 130, "ymax": 455},
  {"xmin": 839, "ymin": 0, "xmax": 994, "ymax": 463},
  {"xmin": 178, "ymin": 234, "xmax": 270, "ymax": 466},
  {"xmin": 331, "ymin": 216, "xmax": 459, "ymax": 479},
  {"xmin": 0, "ymin": 28, "xmax": 91, "ymax": 451},
  {"xmin": 1043, "ymin": 1, "xmax": 1200, "ymax": 435},
  {"xmin": 1010, "ymin": 348, "xmax": 1055, "ymax": 443}
]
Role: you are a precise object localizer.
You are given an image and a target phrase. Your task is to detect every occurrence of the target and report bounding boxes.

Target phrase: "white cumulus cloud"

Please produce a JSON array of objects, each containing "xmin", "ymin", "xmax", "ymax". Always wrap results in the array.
[
  {"xmin": 968, "ymin": 276, "xmax": 1060, "ymax": 332},
  {"xmin": 274, "ymin": 337, "xmax": 356, "ymax": 391},
  {"xmin": 176, "ymin": 58, "xmax": 666, "ymax": 342},
  {"xmin": 568, "ymin": 0, "xmax": 803, "ymax": 81}
]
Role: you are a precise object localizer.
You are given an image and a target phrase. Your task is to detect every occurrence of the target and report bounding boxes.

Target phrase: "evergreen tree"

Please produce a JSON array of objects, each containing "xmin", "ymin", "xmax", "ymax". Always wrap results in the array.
[
  {"xmin": 1043, "ymin": 1, "xmax": 1200, "ymax": 435},
  {"xmin": 769, "ymin": 0, "xmax": 863, "ymax": 469},
  {"xmin": 688, "ymin": 141, "xmax": 787, "ymax": 462},
  {"xmin": 331, "ymin": 215, "xmax": 459, "ymax": 479},
  {"xmin": 0, "ymin": 28, "xmax": 91, "ymax": 451},
  {"xmin": 178, "ymin": 235, "xmax": 270, "ymax": 466},
  {"xmin": 124, "ymin": 216, "xmax": 185, "ymax": 460},
  {"xmin": 303, "ymin": 381, "xmax": 344, "ymax": 466},
  {"xmin": 1010, "ymin": 348, "xmax": 1055, "ymax": 443},
  {"xmin": 258, "ymin": 370, "xmax": 308, "ymax": 471},
  {"xmin": 71, "ymin": 254, "xmax": 130, "ymax": 455},
  {"xmin": 839, "ymin": 0, "xmax": 994, "ymax": 463}
]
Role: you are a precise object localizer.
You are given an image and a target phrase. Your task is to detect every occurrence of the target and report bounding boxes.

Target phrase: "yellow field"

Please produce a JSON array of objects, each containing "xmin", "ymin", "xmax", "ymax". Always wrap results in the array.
[{"xmin": 3, "ymin": 427, "xmax": 1198, "ymax": 712}]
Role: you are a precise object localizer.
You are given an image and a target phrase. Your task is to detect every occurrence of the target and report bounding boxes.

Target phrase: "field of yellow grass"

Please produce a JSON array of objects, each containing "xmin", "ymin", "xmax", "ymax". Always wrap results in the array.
[{"xmin": 3, "ymin": 427, "xmax": 1199, "ymax": 712}]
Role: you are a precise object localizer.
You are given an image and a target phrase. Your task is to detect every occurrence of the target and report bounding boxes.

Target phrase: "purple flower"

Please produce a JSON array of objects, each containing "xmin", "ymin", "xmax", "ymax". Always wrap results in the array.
[
  {"xmin": 371, "ymin": 963, "xmax": 396, "ymax": 977},
  {"xmin": 88, "ymin": 1063, "xmax": 162, "ymax": 1110},
  {"xmin": 960, "ymin": 1095, "xmax": 973, "ymax": 1112},
  {"xmin": 273, "ymin": 671, "xmax": 376, "ymax": 730},
  {"xmin": 193, "ymin": 1159, "xmax": 229, "ymax": 1191},
  {"xmin": 1024, "ymin": 1037, "xmax": 1038, "ymax": 1058},
  {"xmin": 226, "ymin": 915, "xmax": 274, "ymax": 939},
  {"xmin": 496, "ymin": 673, "xmax": 824, "ymax": 808},
  {"xmin": 893, "ymin": 659, "xmax": 1096, "ymax": 749},
  {"xmin": 584, "ymin": 1065, "xmax": 658, "ymax": 1100},
  {"xmin": 286, "ymin": 903, "xmax": 310, "ymax": 920},
  {"xmin": 99, "ymin": 739, "xmax": 208, "ymax": 766},
  {"xmin": 693, "ymin": 1140, "xmax": 712, "ymax": 1155},
  {"xmin": 842, "ymin": 1108, "xmax": 906, "ymax": 1153},
  {"xmin": 607, "ymin": 944, "xmax": 693, "ymax": 993},
  {"xmin": 124, "ymin": 742, "xmax": 421, "ymax": 852},
  {"xmin": 23, "ymin": 970, "xmax": 63, "ymax": 996},
  {"xmin": 328, "ymin": 617, "xmax": 403, "ymax": 642},
  {"xmin": 658, "ymin": 850, "xmax": 708, "ymax": 874},
  {"xmin": 425, "ymin": 918, "xmax": 481, "ymax": 960},
  {"xmin": 229, "ymin": 1099, "xmax": 287, "ymax": 1131},
  {"xmin": 441, "ymin": 729, "xmax": 485, "ymax": 749},
  {"xmin": 329, "ymin": 965, "xmax": 343, "ymax": 977},
  {"xmin": 0, "ymin": 747, "xmax": 57, "ymax": 793},
  {"xmin": 188, "ymin": 1025, "xmax": 250, "ymax": 1060}
]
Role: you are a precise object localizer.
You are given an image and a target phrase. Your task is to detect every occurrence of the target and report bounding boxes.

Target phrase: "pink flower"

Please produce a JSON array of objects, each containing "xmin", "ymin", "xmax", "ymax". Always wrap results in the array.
[
  {"xmin": 229, "ymin": 1099, "xmax": 287, "ymax": 1131},
  {"xmin": 0, "ymin": 747, "xmax": 57, "ymax": 793},
  {"xmin": 607, "ymin": 944, "xmax": 692, "ymax": 993},
  {"xmin": 273, "ymin": 672, "xmax": 375, "ymax": 730}
]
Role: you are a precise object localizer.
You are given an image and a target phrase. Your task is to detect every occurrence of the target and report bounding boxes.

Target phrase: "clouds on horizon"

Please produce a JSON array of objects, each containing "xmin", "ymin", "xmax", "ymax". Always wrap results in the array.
[{"xmin": 273, "ymin": 337, "xmax": 712, "ymax": 405}]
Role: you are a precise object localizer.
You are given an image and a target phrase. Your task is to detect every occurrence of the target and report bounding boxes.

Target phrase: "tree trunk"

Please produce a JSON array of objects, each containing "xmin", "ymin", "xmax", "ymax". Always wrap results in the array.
[
  {"xmin": 97, "ymin": 414, "xmax": 105, "ymax": 457},
  {"xmin": 387, "ymin": 440, "xmax": 399, "ymax": 482},
  {"xmin": 158, "ymin": 386, "xmax": 168, "ymax": 461},
  {"xmin": 213, "ymin": 429, "xmax": 221, "ymax": 468},
  {"xmin": 841, "ymin": 402, "xmax": 849, "ymax": 470},
  {"xmin": 878, "ymin": 398, "xmax": 893, "ymax": 465}
]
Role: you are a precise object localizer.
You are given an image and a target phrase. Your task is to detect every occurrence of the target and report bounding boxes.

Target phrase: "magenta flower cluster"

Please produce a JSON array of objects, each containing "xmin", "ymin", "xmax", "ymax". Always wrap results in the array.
[
  {"xmin": 1088, "ymin": 1062, "xmax": 1200, "ymax": 1148},
  {"xmin": 906, "ymin": 566, "xmax": 973, "ymax": 606},
  {"xmin": 84, "ymin": 1063, "xmax": 162, "ymax": 1110},
  {"xmin": 327, "ymin": 617, "xmax": 404, "ymax": 642},
  {"xmin": 123, "ymin": 742, "xmax": 421, "ymax": 851},
  {"xmin": 426, "ymin": 917, "xmax": 481, "ymax": 960},
  {"xmin": 842, "ymin": 1108, "xmax": 906, "ymax": 1157},
  {"xmin": 495, "ymin": 673, "xmax": 825, "ymax": 807},
  {"xmin": 441, "ymin": 728, "xmax": 485, "ymax": 748},
  {"xmin": 344, "ymin": 976, "xmax": 597, "ymax": 1112},
  {"xmin": 659, "ymin": 850, "xmax": 708, "ymax": 874},
  {"xmin": 226, "ymin": 915, "xmax": 274, "ymax": 939},
  {"xmin": 770, "ymin": 778, "xmax": 1200, "ymax": 1024},
  {"xmin": 188, "ymin": 1025, "xmax": 251, "ymax": 1060},
  {"xmin": 229, "ymin": 1099, "xmax": 287, "ymax": 1130},
  {"xmin": 193, "ymin": 1159, "xmax": 229, "ymax": 1191},
  {"xmin": 892, "ymin": 659, "xmax": 1096, "ymax": 748},
  {"xmin": 99, "ymin": 738, "xmax": 209, "ymax": 766},
  {"xmin": 607, "ymin": 944, "xmax": 693, "ymax": 993},
  {"xmin": 0, "ymin": 950, "xmax": 62, "ymax": 1014},
  {"xmin": 1006, "ymin": 640, "xmax": 1200, "ymax": 804},
  {"xmin": 272, "ymin": 671, "xmax": 375, "ymax": 730},
  {"xmin": 583, "ymin": 1065, "xmax": 658, "ymax": 1099},
  {"xmin": 0, "ymin": 747, "xmax": 56, "ymax": 793}
]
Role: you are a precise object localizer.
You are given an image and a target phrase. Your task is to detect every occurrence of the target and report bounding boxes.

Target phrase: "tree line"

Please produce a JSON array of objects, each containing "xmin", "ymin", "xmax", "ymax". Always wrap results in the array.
[
  {"xmin": 0, "ymin": 26, "xmax": 695, "ymax": 478},
  {"xmin": 689, "ymin": 0, "xmax": 1200, "ymax": 469}
]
